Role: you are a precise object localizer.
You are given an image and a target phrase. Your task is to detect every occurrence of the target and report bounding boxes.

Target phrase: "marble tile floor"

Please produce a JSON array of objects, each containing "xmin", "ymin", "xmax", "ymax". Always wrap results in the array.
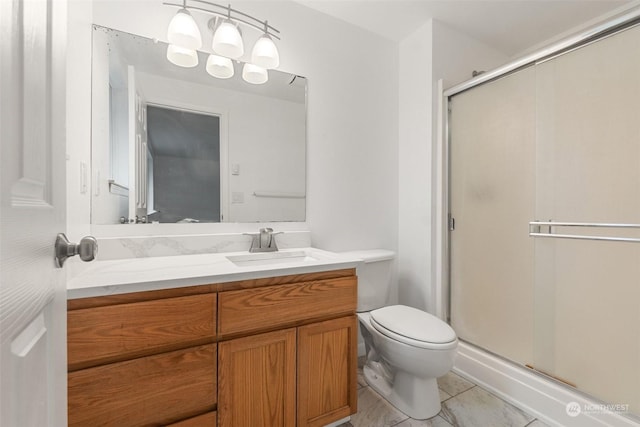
[{"xmin": 340, "ymin": 360, "xmax": 550, "ymax": 427}]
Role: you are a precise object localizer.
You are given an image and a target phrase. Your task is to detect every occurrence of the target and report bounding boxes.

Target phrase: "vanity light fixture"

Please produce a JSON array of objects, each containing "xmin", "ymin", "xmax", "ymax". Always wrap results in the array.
[
  {"xmin": 211, "ymin": 17, "xmax": 244, "ymax": 59},
  {"xmin": 251, "ymin": 25, "xmax": 279, "ymax": 69},
  {"xmin": 166, "ymin": 4, "xmax": 202, "ymax": 67},
  {"xmin": 206, "ymin": 53, "xmax": 234, "ymax": 79},
  {"xmin": 166, "ymin": 44, "xmax": 199, "ymax": 67},
  {"xmin": 164, "ymin": 0, "xmax": 280, "ymax": 84},
  {"xmin": 242, "ymin": 63, "xmax": 268, "ymax": 85},
  {"xmin": 167, "ymin": 7, "xmax": 202, "ymax": 50}
]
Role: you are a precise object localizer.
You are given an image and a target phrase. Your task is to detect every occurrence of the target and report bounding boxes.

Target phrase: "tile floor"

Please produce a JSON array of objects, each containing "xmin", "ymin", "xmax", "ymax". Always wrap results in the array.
[{"xmin": 341, "ymin": 359, "xmax": 549, "ymax": 427}]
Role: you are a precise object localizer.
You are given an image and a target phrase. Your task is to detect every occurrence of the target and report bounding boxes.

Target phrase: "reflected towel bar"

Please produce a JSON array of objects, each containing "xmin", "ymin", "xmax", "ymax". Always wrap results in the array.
[
  {"xmin": 253, "ymin": 191, "xmax": 305, "ymax": 199},
  {"xmin": 108, "ymin": 179, "xmax": 129, "ymax": 195},
  {"xmin": 529, "ymin": 221, "xmax": 640, "ymax": 243}
]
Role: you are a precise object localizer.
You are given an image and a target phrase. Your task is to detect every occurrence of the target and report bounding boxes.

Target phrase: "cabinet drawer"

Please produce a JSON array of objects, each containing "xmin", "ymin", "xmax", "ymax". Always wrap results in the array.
[
  {"xmin": 166, "ymin": 411, "xmax": 217, "ymax": 427},
  {"xmin": 68, "ymin": 293, "xmax": 216, "ymax": 370},
  {"xmin": 68, "ymin": 344, "xmax": 217, "ymax": 427},
  {"xmin": 218, "ymin": 276, "xmax": 356, "ymax": 336}
]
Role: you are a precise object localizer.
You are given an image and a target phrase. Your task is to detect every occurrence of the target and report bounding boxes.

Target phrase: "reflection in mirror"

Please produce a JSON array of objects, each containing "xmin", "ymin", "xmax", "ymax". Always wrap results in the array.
[
  {"xmin": 147, "ymin": 105, "xmax": 221, "ymax": 223},
  {"xmin": 91, "ymin": 25, "xmax": 306, "ymax": 225}
]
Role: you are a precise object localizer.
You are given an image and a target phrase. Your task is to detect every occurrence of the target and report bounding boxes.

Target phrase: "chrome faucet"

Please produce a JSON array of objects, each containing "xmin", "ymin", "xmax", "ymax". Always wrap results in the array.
[{"xmin": 245, "ymin": 228, "xmax": 282, "ymax": 252}]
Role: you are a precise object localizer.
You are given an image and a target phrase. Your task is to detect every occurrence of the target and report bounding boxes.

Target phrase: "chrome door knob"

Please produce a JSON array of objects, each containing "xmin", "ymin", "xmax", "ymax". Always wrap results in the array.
[{"xmin": 55, "ymin": 233, "xmax": 98, "ymax": 268}]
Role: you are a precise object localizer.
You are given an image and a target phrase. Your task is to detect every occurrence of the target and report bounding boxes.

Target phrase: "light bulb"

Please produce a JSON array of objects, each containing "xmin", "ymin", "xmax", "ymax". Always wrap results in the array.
[
  {"xmin": 166, "ymin": 44, "xmax": 199, "ymax": 68},
  {"xmin": 242, "ymin": 63, "xmax": 268, "ymax": 85},
  {"xmin": 167, "ymin": 9, "xmax": 202, "ymax": 50},
  {"xmin": 251, "ymin": 34, "xmax": 279, "ymax": 69},
  {"xmin": 212, "ymin": 20, "xmax": 244, "ymax": 59},
  {"xmin": 206, "ymin": 54, "xmax": 234, "ymax": 79}
]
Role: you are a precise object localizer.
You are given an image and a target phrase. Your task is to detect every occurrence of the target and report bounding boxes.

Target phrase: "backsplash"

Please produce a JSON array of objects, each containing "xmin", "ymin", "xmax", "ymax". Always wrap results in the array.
[{"xmin": 96, "ymin": 231, "xmax": 312, "ymax": 261}]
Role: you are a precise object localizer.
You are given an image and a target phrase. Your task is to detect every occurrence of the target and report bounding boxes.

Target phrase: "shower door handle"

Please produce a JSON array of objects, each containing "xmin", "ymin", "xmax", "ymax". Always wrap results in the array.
[{"xmin": 528, "ymin": 220, "xmax": 640, "ymax": 243}]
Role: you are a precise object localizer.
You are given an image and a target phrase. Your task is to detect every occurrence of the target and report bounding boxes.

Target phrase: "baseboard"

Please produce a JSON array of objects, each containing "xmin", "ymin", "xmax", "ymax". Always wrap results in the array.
[{"xmin": 453, "ymin": 342, "xmax": 639, "ymax": 427}]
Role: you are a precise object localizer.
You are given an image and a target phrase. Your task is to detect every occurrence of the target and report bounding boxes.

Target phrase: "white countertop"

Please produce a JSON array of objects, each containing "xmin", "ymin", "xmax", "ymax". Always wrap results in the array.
[{"xmin": 67, "ymin": 248, "xmax": 362, "ymax": 300}]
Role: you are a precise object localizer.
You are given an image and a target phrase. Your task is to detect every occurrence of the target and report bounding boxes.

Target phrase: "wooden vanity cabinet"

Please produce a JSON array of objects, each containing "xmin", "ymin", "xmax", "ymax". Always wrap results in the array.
[
  {"xmin": 67, "ymin": 269, "xmax": 357, "ymax": 427},
  {"xmin": 297, "ymin": 316, "xmax": 358, "ymax": 427},
  {"xmin": 67, "ymin": 291, "xmax": 217, "ymax": 370},
  {"xmin": 217, "ymin": 273, "xmax": 358, "ymax": 427},
  {"xmin": 166, "ymin": 411, "xmax": 218, "ymax": 427},
  {"xmin": 67, "ymin": 286, "xmax": 218, "ymax": 427},
  {"xmin": 68, "ymin": 344, "xmax": 217, "ymax": 427},
  {"xmin": 218, "ymin": 328, "xmax": 297, "ymax": 427}
]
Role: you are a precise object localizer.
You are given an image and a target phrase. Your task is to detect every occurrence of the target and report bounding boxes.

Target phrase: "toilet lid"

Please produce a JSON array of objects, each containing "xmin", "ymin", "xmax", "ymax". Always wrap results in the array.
[{"xmin": 370, "ymin": 305, "xmax": 457, "ymax": 344}]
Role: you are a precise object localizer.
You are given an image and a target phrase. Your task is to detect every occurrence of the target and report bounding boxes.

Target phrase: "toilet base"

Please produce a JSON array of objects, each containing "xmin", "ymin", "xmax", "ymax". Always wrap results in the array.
[{"xmin": 363, "ymin": 364, "xmax": 442, "ymax": 420}]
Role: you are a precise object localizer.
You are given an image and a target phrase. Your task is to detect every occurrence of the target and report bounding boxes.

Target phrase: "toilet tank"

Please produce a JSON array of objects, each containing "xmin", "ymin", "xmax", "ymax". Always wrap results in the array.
[{"xmin": 342, "ymin": 249, "xmax": 395, "ymax": 312}]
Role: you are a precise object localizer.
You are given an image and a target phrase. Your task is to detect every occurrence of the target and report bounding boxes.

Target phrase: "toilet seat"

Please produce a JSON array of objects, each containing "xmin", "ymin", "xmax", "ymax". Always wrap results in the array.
[{"xmin": 370, "ymin": 305, "xmax": 457, "ymax": 350}]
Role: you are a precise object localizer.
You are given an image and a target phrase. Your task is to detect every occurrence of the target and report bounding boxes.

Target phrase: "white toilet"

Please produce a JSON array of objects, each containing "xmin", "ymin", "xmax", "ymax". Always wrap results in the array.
[{"xmin": 346, "ymin": 249, "xmax": 458, "ymax": 420}]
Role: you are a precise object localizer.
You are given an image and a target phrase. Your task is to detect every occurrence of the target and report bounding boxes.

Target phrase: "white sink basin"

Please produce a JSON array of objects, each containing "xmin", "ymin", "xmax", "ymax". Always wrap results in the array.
[{"xmin": 226, "ymin": 250, "xmax": 318, "ymax": 267}]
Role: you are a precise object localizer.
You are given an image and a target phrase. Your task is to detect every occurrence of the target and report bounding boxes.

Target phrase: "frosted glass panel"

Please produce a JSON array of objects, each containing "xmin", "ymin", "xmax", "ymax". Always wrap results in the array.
[
  {"xmin": 449, "ymin": 23, "xmax": 640, "ymax": 416},
  {"xmin": 449, "ymin": 66, "xmax": 536, "ymax": 364},
  {"xmin": 535, "ymin": 25, "xmax": 640, "ymax": 414}
]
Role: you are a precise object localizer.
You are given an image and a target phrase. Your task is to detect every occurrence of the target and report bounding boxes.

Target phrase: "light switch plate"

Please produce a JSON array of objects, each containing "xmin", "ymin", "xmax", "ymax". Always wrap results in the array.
[
  {"xmin": 231, "ymin": 192, "xmax": 244, "ymax": 203},
  {"xmin": 80, "ymin": 162, "xmax": 88, "ymax": 194}
]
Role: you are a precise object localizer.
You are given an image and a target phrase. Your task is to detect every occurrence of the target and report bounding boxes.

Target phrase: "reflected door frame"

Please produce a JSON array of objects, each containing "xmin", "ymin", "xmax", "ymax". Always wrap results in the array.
[{"xmin": 143, "ymin": 96, "xmax": 229, "ymax": 223}]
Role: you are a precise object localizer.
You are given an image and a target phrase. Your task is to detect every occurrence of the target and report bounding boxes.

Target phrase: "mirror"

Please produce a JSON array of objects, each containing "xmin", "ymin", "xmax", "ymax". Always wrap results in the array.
[{"xmin": 91, "ymin": 25, "xmax": 306, "ymax": 224}]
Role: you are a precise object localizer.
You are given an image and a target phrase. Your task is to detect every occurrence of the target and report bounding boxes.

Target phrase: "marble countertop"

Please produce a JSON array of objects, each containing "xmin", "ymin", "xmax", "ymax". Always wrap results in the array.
[{"xmin": 67, "ymin": 248, "xmax": 362, "ymax": 300}]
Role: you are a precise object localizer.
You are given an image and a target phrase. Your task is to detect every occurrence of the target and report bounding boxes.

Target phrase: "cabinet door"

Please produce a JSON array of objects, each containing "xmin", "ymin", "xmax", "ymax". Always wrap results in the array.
[
  {"xmin": 297, "ymin": 316, "xmax": 358, "ymax": 427},
  {"xmin": 218, "ymin": 329, "xmax": 296, "ymax": 427}
]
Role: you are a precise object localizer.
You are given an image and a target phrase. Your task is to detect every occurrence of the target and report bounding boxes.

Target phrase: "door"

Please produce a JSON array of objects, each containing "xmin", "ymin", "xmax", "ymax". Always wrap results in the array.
[
  {"xmin": 297, "ymin": 316, "xmax": 358, "ymax": 427},
  {"xmin": 533, "ymin": 24, "xmax": 640, "ymax": 413},
  {"xmin": 1, "ymin": 0, "xmax": 68, "ymax": 426},
  {"xmin": 218, "ymin": 329, "xmax": 296, "ymax": 427},
  {"xmin": 449, "ymin": 23, "xmax": 640, "ymax": 415},
  {"xmin": 449, "ymin": 66, "xmax": 537, "ymax": 364},
  {"xmin": 127, "ymin": 65, "xmax": 148, "ymax": 221}
]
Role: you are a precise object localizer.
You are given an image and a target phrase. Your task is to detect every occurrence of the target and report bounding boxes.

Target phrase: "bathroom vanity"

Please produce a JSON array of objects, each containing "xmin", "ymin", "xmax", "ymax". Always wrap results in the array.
[{"xmin": 66, "ymin": 249, "xmax": 360, "ymax": 427}]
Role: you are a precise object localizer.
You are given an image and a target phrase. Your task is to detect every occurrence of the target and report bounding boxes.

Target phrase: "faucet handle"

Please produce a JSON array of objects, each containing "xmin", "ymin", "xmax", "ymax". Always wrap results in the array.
[
  {"xmin": 259, "ymin": 228, "xmax": 274, "ymax": 249},
  {"xmin": 242, "ymin": 232, "xmax": 260, "ymax": 252},
  {"xmin": 242, "ymin": 228, "xmax": 281, "ymax": 252}
]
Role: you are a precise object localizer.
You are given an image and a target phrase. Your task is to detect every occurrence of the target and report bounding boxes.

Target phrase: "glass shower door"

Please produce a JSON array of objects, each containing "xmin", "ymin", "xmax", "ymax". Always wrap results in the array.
[
  {"xmin": 533, "ymin": 24, "xmax": 640, "ymax": 413},
  {"xmin": 449, "ymin": 22, "xmax": 640, "ymax": 416},
  {"xmin": 449, "ymin": 66, "xmax": 537, "ymax": 365}
]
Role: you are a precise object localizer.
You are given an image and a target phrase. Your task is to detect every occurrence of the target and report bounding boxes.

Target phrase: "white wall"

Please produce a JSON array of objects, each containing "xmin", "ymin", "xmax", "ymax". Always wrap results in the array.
[
  {"xmin": 432, "ymin": 20, "xmax": 510, "ymax": 90},
  {"xmin": 66, "ymin": 0, "xmax": 398, "ymax": 254},
  {"xmin": 397, "ymin": 19, "xmax": 509, "ymax": 313},
  {"xmin": 398, "ymin": 20, "xmax": 434, "ymax": 312}
]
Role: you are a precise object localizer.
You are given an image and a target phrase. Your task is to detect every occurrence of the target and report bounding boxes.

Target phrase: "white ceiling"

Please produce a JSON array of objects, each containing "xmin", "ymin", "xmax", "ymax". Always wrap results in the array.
[{"xmin": 295, "ymin": 0, "xmax": 632, "ymax": 56}]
